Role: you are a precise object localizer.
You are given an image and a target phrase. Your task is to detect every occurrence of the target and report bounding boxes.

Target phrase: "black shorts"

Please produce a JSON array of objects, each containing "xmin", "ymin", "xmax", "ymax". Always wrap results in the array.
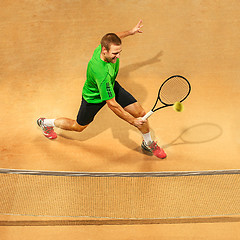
[{"xmin": 76, "ymin": 81, "xmax": 137, "ymax": 126}]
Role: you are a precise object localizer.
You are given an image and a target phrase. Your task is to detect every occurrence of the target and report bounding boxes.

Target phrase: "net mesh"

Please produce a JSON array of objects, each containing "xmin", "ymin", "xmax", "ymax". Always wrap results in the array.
[
  {"xmin": 0, "ymin": 169, "xmax": 240, "ymax": 219},
  {"xmin": 160, "ymin": 76, "xmax": 190, "ymax": 104}
]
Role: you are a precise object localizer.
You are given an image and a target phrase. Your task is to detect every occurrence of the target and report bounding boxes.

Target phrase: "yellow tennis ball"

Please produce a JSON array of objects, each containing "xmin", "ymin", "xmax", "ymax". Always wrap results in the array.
[{"xmin": 173, "ymin": 102, "xmax": 184, "ymax": 112}]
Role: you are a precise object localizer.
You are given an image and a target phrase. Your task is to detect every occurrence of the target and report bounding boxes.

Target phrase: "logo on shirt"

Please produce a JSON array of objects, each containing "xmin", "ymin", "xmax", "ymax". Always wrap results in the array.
[{"xmin": 106, "ymin": 82, "xmax": 113, "ymax": 98}]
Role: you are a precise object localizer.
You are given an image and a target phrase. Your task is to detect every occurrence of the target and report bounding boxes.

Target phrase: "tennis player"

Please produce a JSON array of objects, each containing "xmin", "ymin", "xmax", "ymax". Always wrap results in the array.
[{"xmin": 37, "ymin": 20, "xmax": 166, "ymax": 159}]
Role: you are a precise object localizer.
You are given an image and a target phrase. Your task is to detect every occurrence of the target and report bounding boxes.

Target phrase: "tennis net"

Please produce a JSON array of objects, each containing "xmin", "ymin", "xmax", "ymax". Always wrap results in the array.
[{"xmin": 0, "ymin": 169, "xmax": 240, "ymax": 219}]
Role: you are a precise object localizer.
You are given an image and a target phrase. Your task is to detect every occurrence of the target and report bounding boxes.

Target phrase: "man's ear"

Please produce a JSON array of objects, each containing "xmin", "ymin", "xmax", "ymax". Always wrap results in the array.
[{"xmin": 102, "ymin": 47, "xmax": 108, "ymax": 55}]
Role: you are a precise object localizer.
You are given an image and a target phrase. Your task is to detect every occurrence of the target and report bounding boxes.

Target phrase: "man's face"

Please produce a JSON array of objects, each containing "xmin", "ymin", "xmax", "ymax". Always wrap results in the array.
[{"xmin": 103, "ymin": 44, "xmax": 122, "ymax": 63}]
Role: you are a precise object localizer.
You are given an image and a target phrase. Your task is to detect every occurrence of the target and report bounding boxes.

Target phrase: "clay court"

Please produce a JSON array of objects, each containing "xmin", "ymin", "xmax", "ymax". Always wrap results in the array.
[{"xmin": 1, "ymin": 1, "xmax": 240, "ymax": 239}]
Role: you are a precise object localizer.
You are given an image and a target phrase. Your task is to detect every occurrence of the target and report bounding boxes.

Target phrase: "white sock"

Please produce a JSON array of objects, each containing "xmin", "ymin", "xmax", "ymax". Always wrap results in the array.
[
  {"xmin": 142, "ymin": 132, "xmax": 152, "ymax": 145},
  {"xmin": 43, "ymin": 119, "xmax": 56, "ymax": 127}
]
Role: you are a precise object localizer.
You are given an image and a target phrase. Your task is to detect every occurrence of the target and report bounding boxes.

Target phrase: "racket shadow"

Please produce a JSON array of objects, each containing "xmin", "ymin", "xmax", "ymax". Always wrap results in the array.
[{"xmin": 162, "ymin": 122, "xmax": 223, "ymax": 149}]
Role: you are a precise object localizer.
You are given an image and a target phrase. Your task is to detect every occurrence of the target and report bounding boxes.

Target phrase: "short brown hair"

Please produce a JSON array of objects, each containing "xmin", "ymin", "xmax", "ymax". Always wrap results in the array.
[{"xmin": 101, "ymin": 33, "xmax": 122, "ymax": 51}]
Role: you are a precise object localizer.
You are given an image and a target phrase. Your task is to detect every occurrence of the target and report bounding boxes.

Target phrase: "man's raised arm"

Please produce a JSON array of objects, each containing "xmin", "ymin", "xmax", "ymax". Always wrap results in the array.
[{"xmin": 116, "ymin": 20, "xmax": 143, "ymax": 39}]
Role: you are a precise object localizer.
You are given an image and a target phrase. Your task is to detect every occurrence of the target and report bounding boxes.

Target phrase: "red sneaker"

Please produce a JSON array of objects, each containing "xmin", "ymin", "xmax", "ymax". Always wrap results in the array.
[
  {"xmin": 37, "ymin": 118, "xmax": 57, "ymax": 139},
  {"xmin": 141, "ymin": 141, "xmax": 166, "ymax": 159}
]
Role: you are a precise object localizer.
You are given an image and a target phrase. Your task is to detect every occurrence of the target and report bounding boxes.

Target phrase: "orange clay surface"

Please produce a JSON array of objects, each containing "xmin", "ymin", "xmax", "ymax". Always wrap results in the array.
[{"xmin": 0, "ymin": 1, "xmax": 240, "ymax": 239}]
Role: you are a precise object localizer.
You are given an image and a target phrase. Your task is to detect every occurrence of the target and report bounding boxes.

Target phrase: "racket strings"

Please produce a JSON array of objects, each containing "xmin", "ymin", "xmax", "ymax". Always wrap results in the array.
[{"xmin": 160, "ymin": 77, "xmax": 190, "ymax": 105}]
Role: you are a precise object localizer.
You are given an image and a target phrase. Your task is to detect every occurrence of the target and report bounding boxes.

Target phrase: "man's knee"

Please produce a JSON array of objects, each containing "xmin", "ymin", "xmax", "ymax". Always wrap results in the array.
[
  {"xmin": 73, "ymin": 121, "xmax": 88, "ymax": 132},
  {"xmin": 130, "ymin": 107, "xmax": 146, "ymax": 118},
  {"xmin": 124, "ymin": 102, "xmax": 146, "ymax": 118},
  {"xmin": 136, "ymin": 109, "xmax": 146, "ymax": 118},
  {"xmin": 134, "ymin": 104, "xmax": 146, "ymax": 118}
]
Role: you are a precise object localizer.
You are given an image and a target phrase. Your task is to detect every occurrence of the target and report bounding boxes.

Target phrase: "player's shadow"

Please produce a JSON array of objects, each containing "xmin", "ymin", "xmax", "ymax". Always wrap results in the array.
[
  {"xmin": 161, "ymin": 122, "xmax": 223, "ymax": 149},
  {"xmin": 58, "ymin": 51, "xmax": 163, "ymax": 149}
]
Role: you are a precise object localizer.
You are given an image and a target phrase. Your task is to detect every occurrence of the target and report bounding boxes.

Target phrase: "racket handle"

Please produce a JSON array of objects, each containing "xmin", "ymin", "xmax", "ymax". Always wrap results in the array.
[{"xmin": 142, "ymin": 110, "xmax": 154, "ymax": 120}]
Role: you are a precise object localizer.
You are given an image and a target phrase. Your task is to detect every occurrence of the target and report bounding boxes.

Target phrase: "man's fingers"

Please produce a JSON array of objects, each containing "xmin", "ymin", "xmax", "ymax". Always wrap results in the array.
[
  {"xmin": 136, "ymin": 20, "xmax": 143, "ymax": 33},
  {"xmin": 138, "ymin": 19, "xmax": 143, "ymax": 25}
]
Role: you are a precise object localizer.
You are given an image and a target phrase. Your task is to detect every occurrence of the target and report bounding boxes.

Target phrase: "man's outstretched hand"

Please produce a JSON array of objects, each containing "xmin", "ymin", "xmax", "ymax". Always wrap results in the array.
[{"xmin": 130, "ymin": 20, "xmax": 143, "ymax": 35}]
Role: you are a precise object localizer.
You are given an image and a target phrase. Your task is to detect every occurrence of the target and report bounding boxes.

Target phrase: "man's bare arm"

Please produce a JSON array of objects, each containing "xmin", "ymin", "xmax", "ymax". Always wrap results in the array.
[
  {"xmin": 106, "ymin": 97, "xmax": 145, "ymax": 128},
  {"xmin": 116, "ymin": 20, "xmax": 143, "ymax": 39}
]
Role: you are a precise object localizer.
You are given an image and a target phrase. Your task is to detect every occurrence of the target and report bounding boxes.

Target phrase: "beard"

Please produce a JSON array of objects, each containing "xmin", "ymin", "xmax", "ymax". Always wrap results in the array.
[
  {"xmin": 110, "ymin": 57, "xmax": 117, "ymax": 63},
  {"xmin": 105, "ymin": 56, "xmax": 117, "ymax": 63}
]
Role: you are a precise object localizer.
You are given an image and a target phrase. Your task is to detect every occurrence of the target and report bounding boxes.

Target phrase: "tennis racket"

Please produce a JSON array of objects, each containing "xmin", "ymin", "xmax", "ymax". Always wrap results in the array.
[{"xmin": 142, "ymin": 75, "xmax": 191, "ymax": 120}]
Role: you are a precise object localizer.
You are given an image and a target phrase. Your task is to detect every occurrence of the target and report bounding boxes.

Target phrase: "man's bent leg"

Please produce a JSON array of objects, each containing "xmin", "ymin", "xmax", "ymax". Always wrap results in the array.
[
  {"xmin": 37, "ymin": 117, "xmax": 88, "ymax": 140},
  {"xmin": 124, "ymin": 102, "xmax": 149, "ymax": 134},
  {"xmin": 124, "ymin": 102, "xmax": 166, "ymax": 159},
  {"xmin": 54, "ymin": 118, "xmax": 88, "ymax": 132}
]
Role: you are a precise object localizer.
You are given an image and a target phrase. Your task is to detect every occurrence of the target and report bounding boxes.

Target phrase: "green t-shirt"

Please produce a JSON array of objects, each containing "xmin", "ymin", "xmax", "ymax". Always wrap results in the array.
[{"xmin": 82, "ymin": 45, "xmax": 119, "ymax": 103}]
